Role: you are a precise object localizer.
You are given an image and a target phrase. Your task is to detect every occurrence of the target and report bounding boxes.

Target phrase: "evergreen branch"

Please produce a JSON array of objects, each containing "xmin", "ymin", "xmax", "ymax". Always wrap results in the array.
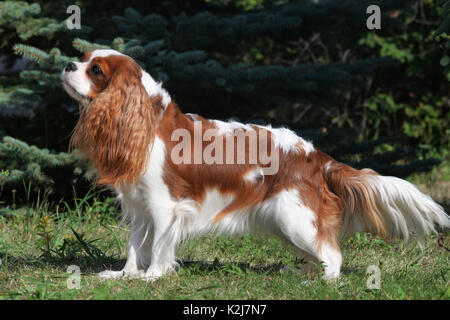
[
  {"xmin": 72, "ymin": 38, "xmax": 110, "ymax": 53},
  {"xmin": 0, "ymin": 2, "xmax": 40, "ymax": 25},
  {"xmin": 13, "ymin": 44, "xmax": 49, "ymax": 65}
]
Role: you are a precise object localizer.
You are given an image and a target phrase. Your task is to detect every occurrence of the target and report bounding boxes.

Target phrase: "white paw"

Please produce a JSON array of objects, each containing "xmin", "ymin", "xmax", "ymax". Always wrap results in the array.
[
  {"xmin": 98, "ymin": 270, "xmax": 125, "ymax": 280},
  {"xmin": 142, "ymin": 269, "xmax": 163, "ymax": 282},
  {"xmin": 98, "ymin": 269, "xmax": 146, "ymax": 280},
  {"xmin": 322, "ymin": 273, "xmax": 340, "ymax": 282},
  {"xmin": 127, "ymin": 270, "xmax": 146, "ymax": 279}
]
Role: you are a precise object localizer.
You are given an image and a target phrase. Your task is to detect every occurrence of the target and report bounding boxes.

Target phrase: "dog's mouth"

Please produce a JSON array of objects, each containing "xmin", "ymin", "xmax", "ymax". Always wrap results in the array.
[{"xmin": 62, "ymin": 78, "xmax": 91, "ymax": 107}]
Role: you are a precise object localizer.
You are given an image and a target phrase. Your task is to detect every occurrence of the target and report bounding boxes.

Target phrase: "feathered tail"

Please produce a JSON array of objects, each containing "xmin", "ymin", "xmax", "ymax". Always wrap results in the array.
[{"xmin": 325, "ymin": 162, "xmax": 450, "ymax": 245}]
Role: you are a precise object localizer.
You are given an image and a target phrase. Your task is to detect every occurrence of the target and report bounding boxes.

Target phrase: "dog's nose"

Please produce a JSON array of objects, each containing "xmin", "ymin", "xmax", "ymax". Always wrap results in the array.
[{"xmin": 65, "ymin": 62, "xmax": 77, "ymax": 72}]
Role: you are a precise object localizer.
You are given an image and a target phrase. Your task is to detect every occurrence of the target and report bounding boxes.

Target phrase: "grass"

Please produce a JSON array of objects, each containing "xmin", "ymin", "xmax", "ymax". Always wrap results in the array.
[{"xmin": 0, "ymin": 164, "xmax": 449, "ymax": 300}]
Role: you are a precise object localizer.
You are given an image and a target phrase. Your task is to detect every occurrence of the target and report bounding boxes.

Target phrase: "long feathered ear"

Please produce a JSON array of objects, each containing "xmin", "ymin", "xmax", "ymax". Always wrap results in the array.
[{"xmin": 70, "ymin": 64, "xmax": 162, "ymax": 187}]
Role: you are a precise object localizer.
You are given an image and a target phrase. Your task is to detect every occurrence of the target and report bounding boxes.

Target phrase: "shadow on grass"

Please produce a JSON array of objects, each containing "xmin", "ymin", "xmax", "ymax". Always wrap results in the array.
[
  {"xmin": 0, "ymin": 251, "xmax": 125, "ymax": 274},
  {"xmin": 0, "ymin": 252, "xmax": 363, "ymax": 277},
  {"xmin": 181, "ymin": 260, "xmax": 286, "ymax": 275},
  {"xmin": 180, "ymin": 260, "xmax": 362, "ymax": 277}
]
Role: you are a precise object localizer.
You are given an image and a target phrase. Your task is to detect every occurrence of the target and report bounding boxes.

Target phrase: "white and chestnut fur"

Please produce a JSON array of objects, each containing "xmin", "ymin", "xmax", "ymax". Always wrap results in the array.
[{"xmin": 62, "ymin": 49, "xmax": 449, "ymax": 281}]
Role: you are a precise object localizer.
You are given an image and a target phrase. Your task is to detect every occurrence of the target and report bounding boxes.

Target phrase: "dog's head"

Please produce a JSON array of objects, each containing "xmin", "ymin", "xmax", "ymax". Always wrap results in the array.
[{"xmin": 62, "ymin": 49, "xmax": 164, "ymax": 187}]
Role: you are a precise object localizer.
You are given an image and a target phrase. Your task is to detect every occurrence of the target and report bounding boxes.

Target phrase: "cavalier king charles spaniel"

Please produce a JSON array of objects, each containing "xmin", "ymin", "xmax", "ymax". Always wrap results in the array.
[{"xmin": 62, "ymin": 49, "xmax": 449, "ymax": 281}]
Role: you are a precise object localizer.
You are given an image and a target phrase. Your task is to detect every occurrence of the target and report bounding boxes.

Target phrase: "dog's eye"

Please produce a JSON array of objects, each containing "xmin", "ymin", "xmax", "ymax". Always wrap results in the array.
[{"xmin": 91, "ymin": 65, "xmax": 102, "ymax": 75}]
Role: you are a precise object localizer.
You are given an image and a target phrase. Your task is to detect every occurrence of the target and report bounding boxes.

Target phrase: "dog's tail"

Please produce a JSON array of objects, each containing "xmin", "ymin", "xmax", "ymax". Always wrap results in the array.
[{"xmin": 325, "ymin": 161, "xmax": 450, "ymax": 244}]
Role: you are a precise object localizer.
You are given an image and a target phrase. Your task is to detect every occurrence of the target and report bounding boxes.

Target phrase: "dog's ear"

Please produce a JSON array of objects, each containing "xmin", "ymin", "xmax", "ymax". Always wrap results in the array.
[
  {"xmin": 70, "ymin": 62, "xmax": 162, "ymax": 187},
  {"xmin": 81, "ymin": 51, "xmax": 93, "ymax": 62}
]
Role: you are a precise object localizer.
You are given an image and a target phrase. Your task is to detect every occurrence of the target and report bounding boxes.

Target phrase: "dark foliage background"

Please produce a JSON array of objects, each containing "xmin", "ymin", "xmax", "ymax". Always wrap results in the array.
[{"xmin": 0, "ymin": 0, "xmax": 449, "ymax": 205}]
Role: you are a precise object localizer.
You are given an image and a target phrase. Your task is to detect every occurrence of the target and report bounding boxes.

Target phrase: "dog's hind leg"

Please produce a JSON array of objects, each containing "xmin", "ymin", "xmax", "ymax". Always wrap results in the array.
[{"xmin": 273, "ymin": 189, "xmax": 343, "ymax": 280}]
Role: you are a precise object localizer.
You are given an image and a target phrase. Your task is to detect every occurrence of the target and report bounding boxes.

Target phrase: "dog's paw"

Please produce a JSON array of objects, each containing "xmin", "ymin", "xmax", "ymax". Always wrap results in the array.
[
  {"xmin": 98, "ymin": 270, "xmax": 125, "ymax": 280},
  {"xmin": 98, "ymin": 269, "xmax": 146, "ymax": 280},
  {"xmin": 141, "ymin": 268, "xmax": 163, "ymax": 282}
]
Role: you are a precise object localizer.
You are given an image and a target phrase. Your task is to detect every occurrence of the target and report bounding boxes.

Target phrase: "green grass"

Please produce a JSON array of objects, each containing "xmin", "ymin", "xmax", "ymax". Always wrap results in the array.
[{"xmin": 0, "ymin": 165, "xmax": 449, "ymax": 300}]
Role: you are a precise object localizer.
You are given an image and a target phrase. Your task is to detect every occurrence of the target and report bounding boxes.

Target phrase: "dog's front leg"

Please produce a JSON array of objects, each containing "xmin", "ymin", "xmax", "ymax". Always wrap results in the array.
[
  {"xmin": 98, "ymin": 222, "xmax": 151, "ymax": 280},
  {"xmin": 142, "ymin": 211, "xmax": 181, "ymax": 282}
]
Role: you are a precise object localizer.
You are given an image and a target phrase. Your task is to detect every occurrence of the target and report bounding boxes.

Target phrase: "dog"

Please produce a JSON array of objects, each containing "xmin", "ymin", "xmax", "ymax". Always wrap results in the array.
[{"xmin": 62, "ymin": 49, "xmax": 449, "ymax": 281}]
